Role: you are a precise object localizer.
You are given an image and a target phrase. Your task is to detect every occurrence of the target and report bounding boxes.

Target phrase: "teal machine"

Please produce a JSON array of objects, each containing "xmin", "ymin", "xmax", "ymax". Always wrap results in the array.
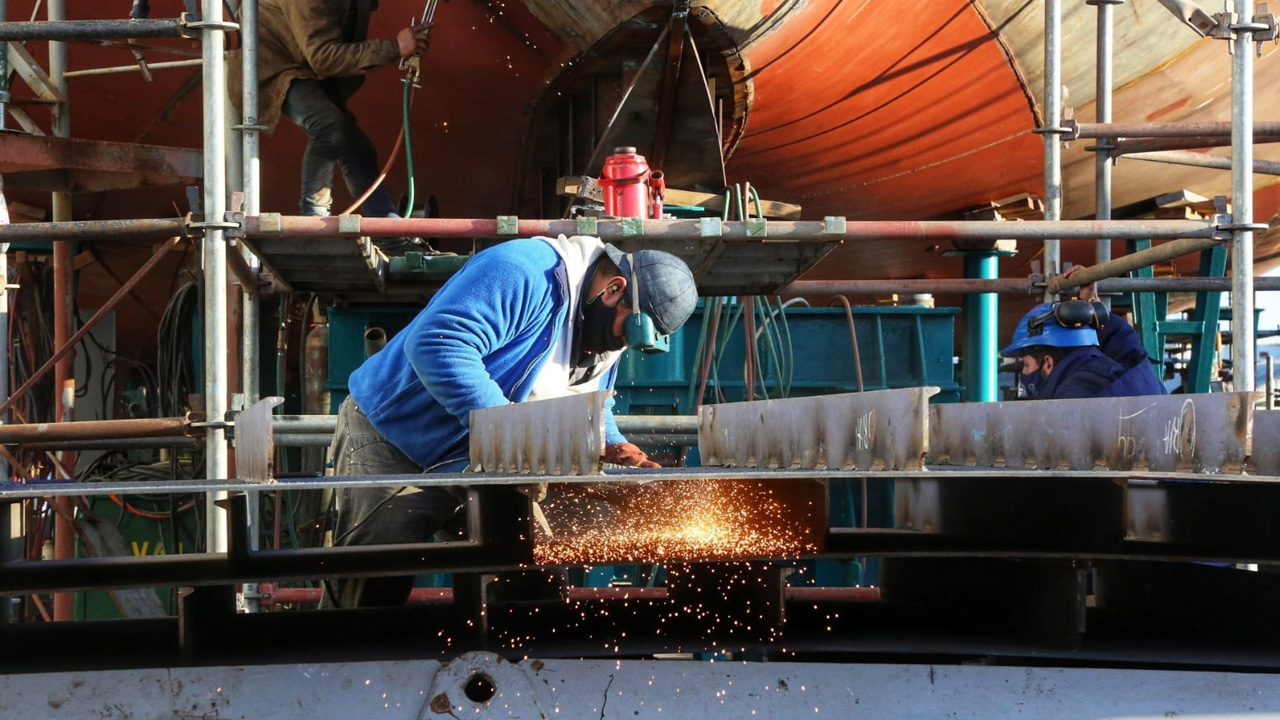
[{"xmin": 326, "ymin": 300, "xmax": 961, "ymax": 588}]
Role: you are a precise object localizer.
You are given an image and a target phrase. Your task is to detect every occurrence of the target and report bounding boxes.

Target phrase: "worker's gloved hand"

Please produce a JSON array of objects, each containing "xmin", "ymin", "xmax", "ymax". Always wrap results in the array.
[
  {"xmin": 603, "ymin": 442, "xmax": 661, "ymax": 469},
  {"xmin": 396, "ymin": 22, "xmax": 432, "ymax": 58}
]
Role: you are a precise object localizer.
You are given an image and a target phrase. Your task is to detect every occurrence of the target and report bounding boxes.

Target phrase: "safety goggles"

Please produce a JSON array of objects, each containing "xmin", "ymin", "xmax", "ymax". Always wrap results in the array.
[
  {"xmin": 621, "ymin": 254, "xmax": 671, "ymax": 354},
  {"xmin": 1026, "ymin": 298, "xmax": 1108, "ymax": 337}
]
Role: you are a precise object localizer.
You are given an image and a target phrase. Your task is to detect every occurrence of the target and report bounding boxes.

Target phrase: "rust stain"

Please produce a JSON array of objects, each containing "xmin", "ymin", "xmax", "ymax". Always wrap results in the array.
[
  {"xmin": 1145, "ymin": 96, "xmax": 1190, "ymax": 122},
  {"xmin": 430, "ymin": 692, "xmax": 453, "ymax": 713}
]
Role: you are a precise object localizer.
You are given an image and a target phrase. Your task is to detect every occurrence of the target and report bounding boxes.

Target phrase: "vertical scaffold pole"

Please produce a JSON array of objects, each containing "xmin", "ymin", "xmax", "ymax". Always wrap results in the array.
[
  {"xmin": 1042, "ymin": 0, "xmax": 1064, "ymax": 300},
  {"xmin": 201, "ymin": 0, "xmax": 231, "ymax": 551},
  {"xmin": 1231, "ymin": 10, "xmax": 1258, "ymax": 392},
  {"xmin": 239, "ymin": 0, "xmax": 261, "ymax": 405},
  {"xmin": 49, "ymin": 0, "xmax": 76, "ymax": 623},
  {"xmin": 1091, "ymin": 0, "xmax": 1122, "ymax": 310}
]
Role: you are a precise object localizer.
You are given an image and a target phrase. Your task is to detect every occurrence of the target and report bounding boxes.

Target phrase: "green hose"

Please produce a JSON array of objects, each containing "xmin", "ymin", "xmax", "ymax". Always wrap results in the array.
[{"xmin": 401, "ymin": 77, "xmax": 415, "ymax": 218}]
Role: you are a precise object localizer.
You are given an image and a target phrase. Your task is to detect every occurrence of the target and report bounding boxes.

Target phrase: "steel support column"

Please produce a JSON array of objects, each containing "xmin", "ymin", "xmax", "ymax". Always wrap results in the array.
[
  {"xmin": 962, "ymin": 252, "xmax": 999, "ymax": 402},
  {"xmin": 1041, "ymin": 0, "xmax": 1063, "ymax": 297},
  {"xmin": 200, "ymin": 0, "xmax": 231, "ymax": 550}
]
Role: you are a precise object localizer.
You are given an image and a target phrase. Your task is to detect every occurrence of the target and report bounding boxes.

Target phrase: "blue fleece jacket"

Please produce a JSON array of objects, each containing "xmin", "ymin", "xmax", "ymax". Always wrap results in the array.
[{"xmin": 347, "ymin": 238, "xmax": 625, "ymax": 469}]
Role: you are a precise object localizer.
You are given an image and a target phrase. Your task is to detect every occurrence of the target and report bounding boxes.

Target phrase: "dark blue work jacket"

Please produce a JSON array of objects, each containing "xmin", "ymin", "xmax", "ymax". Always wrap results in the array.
[{"xmin": 1036, "ymin": 346, "xmax": 1167, "ymax": 400}]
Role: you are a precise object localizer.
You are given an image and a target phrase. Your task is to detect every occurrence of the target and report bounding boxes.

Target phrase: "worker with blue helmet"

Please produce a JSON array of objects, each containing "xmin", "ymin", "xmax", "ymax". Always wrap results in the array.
[{"xmin": 1003, "ymin": 298, "xmax": 1167, "ymax": 400}]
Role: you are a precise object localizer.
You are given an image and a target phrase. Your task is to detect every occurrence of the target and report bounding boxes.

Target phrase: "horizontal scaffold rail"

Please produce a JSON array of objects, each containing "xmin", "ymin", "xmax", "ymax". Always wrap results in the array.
[
  {"xmin": 0, "ymin": 19, "xmax": 190, "ymax": 42},
  {"xmin": 0, "ymin": 216, "xmax": 1227, "ymax": 243},
  {"xmin": 236, "ymin": 215, "xmax": 1221, "ymax": 241},
  {"xmin": 785, "ymin": 276, "xmax": 1280, "ymax": 295}
]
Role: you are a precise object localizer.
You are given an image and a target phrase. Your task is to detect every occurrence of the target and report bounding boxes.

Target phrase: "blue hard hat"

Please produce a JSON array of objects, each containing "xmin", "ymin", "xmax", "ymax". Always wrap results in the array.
[{"xmin": 1001, "ymin": 302, "xmax": 1099, "ymax": 357}]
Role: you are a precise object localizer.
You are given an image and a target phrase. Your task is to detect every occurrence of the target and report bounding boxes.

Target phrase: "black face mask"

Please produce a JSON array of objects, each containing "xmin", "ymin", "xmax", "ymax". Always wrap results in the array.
[{"xmin": 578, "ymin": 288, "xmax": 626, "ymax": 355}]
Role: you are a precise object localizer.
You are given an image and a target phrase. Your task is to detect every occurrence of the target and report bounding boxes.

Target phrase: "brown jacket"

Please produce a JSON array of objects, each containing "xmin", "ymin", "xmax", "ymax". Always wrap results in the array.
[{"xmin": 227, "ymin": 0, "xmax": 399, "ymax": 132}]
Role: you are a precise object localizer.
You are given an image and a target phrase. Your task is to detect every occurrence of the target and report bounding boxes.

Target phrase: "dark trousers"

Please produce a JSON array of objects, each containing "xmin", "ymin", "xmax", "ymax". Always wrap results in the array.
[
  {"xmin": 280, "ymin": 78, "xmax": 397, "ymax": 219},
  {"xmin": 324, "ymin": 395, "xmax": 465, "ymax": 608}
]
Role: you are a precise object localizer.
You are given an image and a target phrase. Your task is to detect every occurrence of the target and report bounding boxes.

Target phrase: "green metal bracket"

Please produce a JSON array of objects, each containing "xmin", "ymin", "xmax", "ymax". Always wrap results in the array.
[
  {"xmin": 387, "ymin": 252, "xmax": 471, "ymax": 277},
  {"xmin": 621, "ymin": 218, "xmax": 644, "ymax": 237},
  {"xmin": 496, "ymin": 216, "xmax": 519, "ymax": 235},
  {"xmin": 576, "ymin": 216, "xmax": 598, "ymax": 236},
  {"xmin": 1186, "ymin": 244, "xmax": 1227, "ymax": 394},
  {"xmin": 699, "ymin": 217, "xmax": 722, "ymax": 237},
  {"xmin": 337, "ymin": 214, "xmax": 361, "ymax": 234},
  {"xmin": 746, "ymin": 219, "xmax": 769, "ymax": 238},
  {"xmin": 823, "ymin": 216, "xmax": 847, "ymax": 234}
]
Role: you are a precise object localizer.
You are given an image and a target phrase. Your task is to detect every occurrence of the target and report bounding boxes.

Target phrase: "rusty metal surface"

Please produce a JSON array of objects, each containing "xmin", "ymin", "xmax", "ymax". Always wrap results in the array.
[
  {"xmin": 0, "ymin": 132, "xmax": 202, "ymax": 193},
  {"xmin": 698, "ymin": 388, "xmax": 939, "ymax": 472},
  {"xmin": 929, "ymin": 393, "xmax": 1258, "ymax": 474},
  {"xmin": 1254, "ymin": 410, "xmax": 1280, "ymax": 476},
  {"xmin": 469, "ymin": 391, "xmax": 610, "ymax": 476},
  {"xmin": 235, "ymin": 397, "xmax": 283, "ymax": 483}
]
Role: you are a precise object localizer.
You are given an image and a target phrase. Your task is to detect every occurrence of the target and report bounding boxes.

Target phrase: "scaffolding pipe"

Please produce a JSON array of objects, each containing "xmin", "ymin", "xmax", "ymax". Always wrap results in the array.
[
  {"xmin": 1041, "ymin": 0, "xmax": 1063, "ymax": 295},
  {"xmin": 200, "ymin": 0, "xmax": 230, "ymax": 551},
  {"xmin": 239, "ymin": 216, "xmax": 1220, "ymax": 241},
  {"xmin": 1124, "ymin": 149, "xmax": 1280, "ymax": 176},
  {"xmin": 0, "ymin": 416, "xmax": 194, "ymax": 444},
  {"xmin": 0, "ymin": 182, "xmax": 7, "ymax": 481},
  {"xmin": 1113, "ymin": 135, "xmax": 1280, "ymax": 154},
  {"xmin": 0, "ymin": 218, "xmax": 187, "ymax": 241},
  {"xmin": 0, "ymin": 18, "xmax": 187, "ymax": 41},
  {"xmin": 783, "ymin": 275, "xmax": 1280, "ymax": 296},
  {"xmin": 240, "ymin": 0, "xmax": 261, "ymax": 404},
  {"xmin": 62, "ymin": 58, "xmax": 200, "ymax": 78},
  {"xmin": 1091, "ymin": 0, "xmax": 1121, "ymax": 282},
  {"xmin": 1044, "ymin": 238, "xmax": 1221, "ymax": 294},
  {"xmin": 1073, "ymin": 120, "xmax": 1280, "ymax": 139},
  {"xmin": 1231, "ymin": 18, "xmax": 1259, "ymax": 392},
  {"xmin": 48, "ymin": 0, "xmax": 74, "ymax": 623}
]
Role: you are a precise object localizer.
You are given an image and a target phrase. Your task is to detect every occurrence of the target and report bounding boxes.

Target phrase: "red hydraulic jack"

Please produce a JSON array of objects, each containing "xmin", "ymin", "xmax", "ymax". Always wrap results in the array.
[{"xmin": 599, "ymin": 146, "xmax": 666, "ymax": 219}]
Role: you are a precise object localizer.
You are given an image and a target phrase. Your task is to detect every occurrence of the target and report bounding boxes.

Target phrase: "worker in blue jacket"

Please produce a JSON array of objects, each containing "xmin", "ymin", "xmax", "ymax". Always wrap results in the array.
[
  {"xmin": 325, "ymin": 235, "xmax": 697, "ymax": 607},
  {"xmin": 1002, "ymin": 298, "xmax": 1168, "ymax": 400}
]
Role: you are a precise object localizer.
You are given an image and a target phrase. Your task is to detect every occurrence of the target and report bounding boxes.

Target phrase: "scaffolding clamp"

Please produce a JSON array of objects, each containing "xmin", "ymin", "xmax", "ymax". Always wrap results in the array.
[
  {"xmin": 496, "ymin": 215, "xmax": 519, "ymax": 235},
  {"xmin": 178, "ymin": 13, "xmax": 239, "ymax": 41}
]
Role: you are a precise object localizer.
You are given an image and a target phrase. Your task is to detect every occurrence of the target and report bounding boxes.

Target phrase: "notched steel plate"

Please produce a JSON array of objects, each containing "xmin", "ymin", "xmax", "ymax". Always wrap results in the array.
[
  {"xmin": 235, "ymin": 397, "xmax": 284, "ymax": 483},
  {"xmin": 697, "ymin": 388, "xmax": 939, "ymax": 471},
  {"xmin": 469, "ymin": 391, "xmax": 610, "ymax": 475},
  {"xmin": 929, "ymin": 392, "xmax": 1258, "ymax": 473}
]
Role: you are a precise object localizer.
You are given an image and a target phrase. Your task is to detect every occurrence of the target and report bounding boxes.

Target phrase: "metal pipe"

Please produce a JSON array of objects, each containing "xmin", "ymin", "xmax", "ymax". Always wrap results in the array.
[
  {"xmin": 0, "ymin": 416, "xmax": 193, "ymax": 444},
  {"xmin": 1073, "ymin": 120, "xmax": 1280, "ymax": 139},
  {"xmin": 201, "ymin": 0, "xmax": 230, "ymax": 551},
  {"xmin": 242, "ymin": 216, "xmax": 1220, "ymax": 241},
  {"xmin": 1091, "ymin": 0, "xmax": 1121, "ymax": 285},
  {"xmin": 240, "ymin": 0, "xmax": 260, "ymax": 405},
  {"xmin": 0, "ymin": 218, "xmax": 187, "ymax": 241},
  {"xmin": 1044, "ymin": 238, "xmax": 1222, "ymax": 295},
  {"xmin": 62, "ymin": 58, "xmax": 200, "ymax": 78},
  {"xmin": 0, "ymin": 18, "xmax": 187, "ymax": 41},
  {"xmin": 962, "ymin": 252, "xmax": 998, "ymax": 402},
  {"xmin": 1113, "ymin": 135, "xmax": 1280, "ymax": 154},
  {"xmin": 1124, "ymin": 149, "xmax": 1280, "ymax": 175},
  {"xmin": 1041, "ymin": 0, "xmax": 1063, "ymax": 296},
  {"xmin": 48, "ymin": 0, "xmax": 74, "ymax": 623},
  {"xmin": 1231, "ymin": 18, "xmax": 1258, "ymax": 393},
  {"xmin": 784, "ymin": 275, "xmax": 1280, "ymax": 296},
  {"xmin": 0, "ymin": 237, "xmax": 180, "ymax": 422}
]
